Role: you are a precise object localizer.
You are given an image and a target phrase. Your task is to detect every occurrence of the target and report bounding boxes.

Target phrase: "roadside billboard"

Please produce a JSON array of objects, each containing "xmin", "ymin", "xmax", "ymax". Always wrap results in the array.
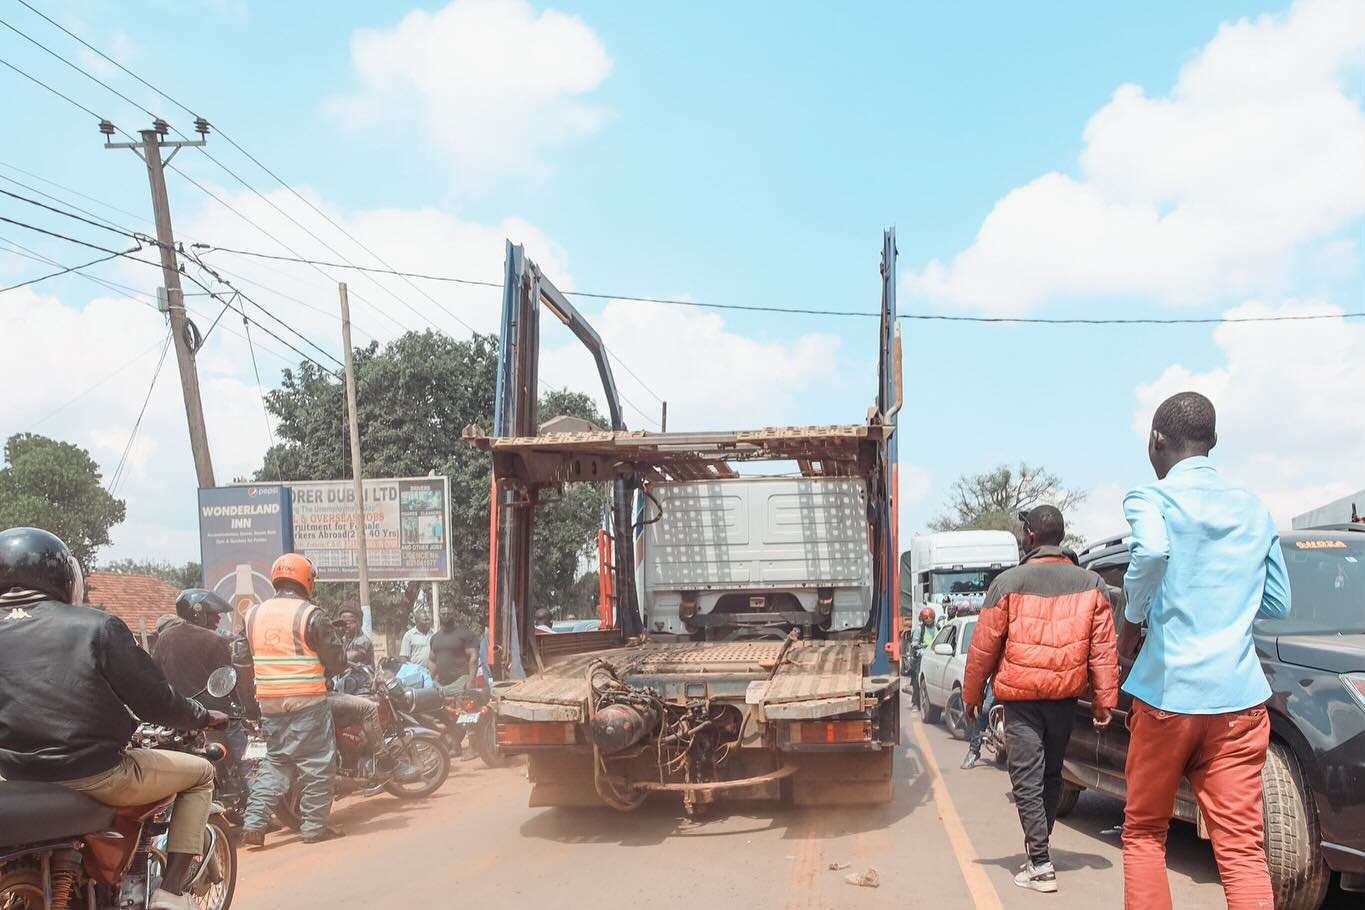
[
  {"xmin": 198, "ymin": 485, "xmax": 293, "ymax": 631},
  {"xmin": 286, "ymin": 477, "xmax": 451, "ymax": 582}
]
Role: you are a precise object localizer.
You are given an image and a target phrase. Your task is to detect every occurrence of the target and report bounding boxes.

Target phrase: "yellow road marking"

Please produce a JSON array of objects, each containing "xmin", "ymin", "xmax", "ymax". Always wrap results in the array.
[{"xmin": 909, "ymin": 719, "xmax": 1006, "ymax": 910}]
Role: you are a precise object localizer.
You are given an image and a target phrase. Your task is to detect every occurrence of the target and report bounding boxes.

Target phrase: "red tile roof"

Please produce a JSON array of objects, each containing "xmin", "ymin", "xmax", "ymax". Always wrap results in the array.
[{"xmin": 86, "ymin": 573, "xmax": 179, "ymax": 640}]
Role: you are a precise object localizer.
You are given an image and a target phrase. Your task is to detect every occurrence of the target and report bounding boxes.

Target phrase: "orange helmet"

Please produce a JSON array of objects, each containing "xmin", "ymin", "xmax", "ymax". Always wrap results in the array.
[
  {"xmin": 271, "ymin": 553, "xmax": 317, "ymax": 598},
  {"xmin": 918, "ymin": 607, "xmax": 936, "ymax": 625}
]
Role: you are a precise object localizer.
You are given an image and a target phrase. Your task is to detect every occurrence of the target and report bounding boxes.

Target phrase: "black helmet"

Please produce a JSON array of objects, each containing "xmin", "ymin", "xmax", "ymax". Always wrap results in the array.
[
  {"xmin": 0, "ymin": 527, "xmax": 84, "ymax": 605},
  {"xmin": 175, "ymin": 588, "xmax": 232, "ymax": 627}
]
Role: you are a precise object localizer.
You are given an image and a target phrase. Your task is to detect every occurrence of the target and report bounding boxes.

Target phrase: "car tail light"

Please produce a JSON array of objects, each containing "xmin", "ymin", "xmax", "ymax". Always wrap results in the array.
[
  {"xmin": 1342, "ymin": 674, "xmax": 1365, "ymax": 711},
  {"xmin": 461, "ymin": 698, "xmax": 478, "ymax": 713},
  {"xmin": 788, "ymin": 720, "xmax": 873, "ymax": 744},
  {"xmin": 496, "ymin": 721, "xmax": 577, "ymax": 747}
]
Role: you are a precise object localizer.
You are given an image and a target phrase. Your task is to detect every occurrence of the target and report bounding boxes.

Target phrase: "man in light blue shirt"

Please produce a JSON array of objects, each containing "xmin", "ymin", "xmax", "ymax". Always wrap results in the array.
[{"xmin": 1119, "ymin": 391, "xmax": 1289, "ymax": 910}]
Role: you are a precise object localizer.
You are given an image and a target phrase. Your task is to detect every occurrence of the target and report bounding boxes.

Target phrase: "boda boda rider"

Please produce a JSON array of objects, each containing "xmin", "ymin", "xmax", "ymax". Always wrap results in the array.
[
  {"xmin": 153, "ymin": 588, "xmax": 261, "ymax": 779},
  {"xmin": 0, "ymin": 527, "xmax": 228, "ymax": 910},
  {"xmin": 239, "ymin": 553, "xmax": 412, "ymax": 846}
]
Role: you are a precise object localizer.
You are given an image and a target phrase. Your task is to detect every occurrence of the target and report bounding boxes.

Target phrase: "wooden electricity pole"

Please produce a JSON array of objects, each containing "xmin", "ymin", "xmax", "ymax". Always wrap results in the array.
[
  {"xmin": 105, "ymin": 120, "xmax": 216, "ymax": 488},
  {"xmin": 338, "ymin": 283, "xmax": 373, "ymax": 636}
]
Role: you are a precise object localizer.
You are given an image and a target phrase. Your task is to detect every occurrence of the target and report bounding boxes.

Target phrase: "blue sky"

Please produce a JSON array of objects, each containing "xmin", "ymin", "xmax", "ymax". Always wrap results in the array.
[{"xmin": 2, "ymin": 0, "xmax": 1362, "ymax": 563}]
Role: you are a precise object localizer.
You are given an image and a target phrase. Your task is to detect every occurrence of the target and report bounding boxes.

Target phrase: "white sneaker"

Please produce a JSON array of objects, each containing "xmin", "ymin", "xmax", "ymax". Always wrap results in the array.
[
  {"xmin": 148, "ymin": 889, "xmax": 195, "ymax": 910},
  {"xmin": 1013, "ymin": 862, "xmax": 1058, "ymax": 893}
]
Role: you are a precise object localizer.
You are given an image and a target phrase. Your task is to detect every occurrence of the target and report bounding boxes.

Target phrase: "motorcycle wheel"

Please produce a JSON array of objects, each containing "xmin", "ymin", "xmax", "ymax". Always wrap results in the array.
[
  {"xmin": 188, "ymin": 819, "xmax": 237, "ymax": 910},
  {"xmin": 384, "ymin": 731, "xmax": 450, "ymax": 799},
  {"xmin": 474, "ymin": 715, "xmax": 509, "ymax": 769},
  {"xmin": 0, "ymin": 867, "xmax": 47, "ymax": 910}
]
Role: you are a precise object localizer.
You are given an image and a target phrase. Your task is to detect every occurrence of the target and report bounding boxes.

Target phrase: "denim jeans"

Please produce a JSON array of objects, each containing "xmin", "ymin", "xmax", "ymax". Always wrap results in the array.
[
  {"xmin": 244, "ymin": 700, "xmax": 336, "ymax": 838},
  {"xmin": 969, "ymin": 681, "xmax": 995, "ymax": 753}
]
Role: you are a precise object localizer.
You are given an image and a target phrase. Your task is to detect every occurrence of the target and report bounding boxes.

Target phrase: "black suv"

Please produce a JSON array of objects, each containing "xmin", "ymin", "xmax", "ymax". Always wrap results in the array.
[{"xmin": 1058, "ymin": 526, "xmax": 1365, "ymax": 910}]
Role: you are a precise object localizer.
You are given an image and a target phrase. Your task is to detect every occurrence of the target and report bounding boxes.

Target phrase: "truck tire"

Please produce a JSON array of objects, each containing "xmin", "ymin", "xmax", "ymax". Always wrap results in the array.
[
  {"xmin": 1262, "ymin": 740, "xmax": 1330, "ymax": 910},
  {"xmin": 918, "ymin": 677, "xmax": 942, "ymax": 723},
  {"xmin": 1055, "ymin": 782, "xmax": 1081, "ymax": 818}
]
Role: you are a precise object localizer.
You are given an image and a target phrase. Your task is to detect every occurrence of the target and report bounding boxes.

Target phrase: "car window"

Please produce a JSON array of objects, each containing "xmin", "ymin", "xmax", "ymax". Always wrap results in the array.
[
  {"xmin": 932, "ymin": 624, "xmax": 955, "ymax": 650},
  {"xmin": 959, "ymin": 619, "xmax": 976, "ymax": 655},
  {"xmin": 1259, "ymin": 538, "xmax": 1365, "ymax": 636}
]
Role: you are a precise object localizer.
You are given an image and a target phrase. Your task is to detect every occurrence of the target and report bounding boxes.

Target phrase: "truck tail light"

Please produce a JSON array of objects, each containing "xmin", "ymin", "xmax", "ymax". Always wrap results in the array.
[
  {"xmin": 1343, "ymin": 674, "xmax": 1365, "ymax": 712},
  {"xmin": 496, "ymin": 721, "xmax": 577, "ymax": 746},
  {"xmin": 789, "ymin": 720, "xmax": 872, "ymax": 744}
]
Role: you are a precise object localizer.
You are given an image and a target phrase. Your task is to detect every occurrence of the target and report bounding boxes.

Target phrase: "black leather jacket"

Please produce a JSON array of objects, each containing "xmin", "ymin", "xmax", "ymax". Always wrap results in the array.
[{"xmin": 0, "ymin": 600, "xmax": 209, "ymax": 782}]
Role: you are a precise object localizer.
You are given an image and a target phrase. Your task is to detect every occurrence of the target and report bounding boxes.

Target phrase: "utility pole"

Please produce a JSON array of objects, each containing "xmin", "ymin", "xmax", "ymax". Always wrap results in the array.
[
  {"xmin": 338, "ymin": 283, "xmax": 374, "ymax": 637},
  {"xmin": 104, "ymin": 119, "xmax": 215, "ymax": 489}
]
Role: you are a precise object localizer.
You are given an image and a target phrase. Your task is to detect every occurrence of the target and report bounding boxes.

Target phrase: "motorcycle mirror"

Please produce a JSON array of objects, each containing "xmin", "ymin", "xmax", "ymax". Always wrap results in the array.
[{"xmin": 205, "ymin": 666, "xmax": 238, "ymax": 699}]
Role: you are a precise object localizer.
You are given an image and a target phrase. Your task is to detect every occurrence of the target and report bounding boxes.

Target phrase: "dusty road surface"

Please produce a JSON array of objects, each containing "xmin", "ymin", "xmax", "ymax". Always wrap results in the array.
[{"xmin": 234, "ymin": 701, "xmax": 1356, "ymax": 909}]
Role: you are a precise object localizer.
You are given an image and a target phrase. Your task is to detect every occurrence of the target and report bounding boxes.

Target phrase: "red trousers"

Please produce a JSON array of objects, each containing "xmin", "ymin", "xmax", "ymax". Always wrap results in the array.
[{"xmin": 1122, "ymin": 699, "xmax": 1273, "ymax": 910}]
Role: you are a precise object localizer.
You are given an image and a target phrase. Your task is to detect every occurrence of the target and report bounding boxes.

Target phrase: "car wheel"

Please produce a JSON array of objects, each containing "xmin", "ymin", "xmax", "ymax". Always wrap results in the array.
[
  {"xmin": 1262, "ymin": 741, "xmax": 1330, "ymax": 910},
  {"xmin": 919, "ymin": 677, "xmax": 942, "ymax": 723},
  {"xmin": 944, "ymin": 690, "xmax": 967, "ymax": 740},
  {"xmin": 1055, "ymin": 782, "xmax": 1081, "ymax": 818}
]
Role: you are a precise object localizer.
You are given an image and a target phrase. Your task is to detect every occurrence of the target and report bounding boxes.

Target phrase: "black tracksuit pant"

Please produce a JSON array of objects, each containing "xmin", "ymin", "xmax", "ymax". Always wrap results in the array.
[{"xmin": 1003, "ymin": 698, "xmax": 1077, "ymax": 866}]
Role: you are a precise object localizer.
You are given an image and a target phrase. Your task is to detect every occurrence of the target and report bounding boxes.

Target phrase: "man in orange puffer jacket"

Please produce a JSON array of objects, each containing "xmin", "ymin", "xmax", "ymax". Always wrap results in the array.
[{"xmin": 963, "ymin": 505, "xmax": 1120, "ymax": 895}]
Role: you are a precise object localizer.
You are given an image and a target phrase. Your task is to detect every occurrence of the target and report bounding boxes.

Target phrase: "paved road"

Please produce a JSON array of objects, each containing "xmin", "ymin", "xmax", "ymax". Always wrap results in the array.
[{"xmin": 234, "ymin": 701, "xmax": 1354, "ymax": 909}]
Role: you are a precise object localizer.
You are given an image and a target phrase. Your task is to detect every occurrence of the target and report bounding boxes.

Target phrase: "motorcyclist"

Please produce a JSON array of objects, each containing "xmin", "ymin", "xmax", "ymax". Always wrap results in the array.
[
  {"xmin": 239, "ymin": 553, "xmax": 348, "ymax": 845},
  {"xmin": 0, "ymin": 527, "xmax": 227, "ymax": 910},
  {"xmin": 152, "ymin": 588, "xmax": 260, "ymax": 798},
  {"xmin": 908, "ymin": 606, "xmax": 939, "ymax": 710},
  {"xmin": 337, "ymin": 601, "xmax": 374, "ymax": 667}
]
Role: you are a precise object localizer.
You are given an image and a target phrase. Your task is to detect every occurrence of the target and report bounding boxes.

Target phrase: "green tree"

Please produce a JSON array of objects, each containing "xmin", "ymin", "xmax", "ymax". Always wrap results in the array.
[
  {"xmin": 0, "ymin": 433, "xmax": 126, "ymax": 573},
  {"xmin": 100, "ymin": 558, "xmax": 202, "ymax": 590},
  {"xmin": 531, "ymin": 389, "xmax": 609, "ymax": 621},
  {"xmin": 257, "ymin": 331, "xmax": 609, "ymax": 631},
  {"xmin": 930, "ymin": 462, "xmax": 1086, "ymax": 546}
]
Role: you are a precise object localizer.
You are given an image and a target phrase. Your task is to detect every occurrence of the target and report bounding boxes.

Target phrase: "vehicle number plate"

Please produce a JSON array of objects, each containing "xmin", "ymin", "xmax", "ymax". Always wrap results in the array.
[{"xmin": 457, "ymin": 712, "xmax": 481, "ymax": 725}]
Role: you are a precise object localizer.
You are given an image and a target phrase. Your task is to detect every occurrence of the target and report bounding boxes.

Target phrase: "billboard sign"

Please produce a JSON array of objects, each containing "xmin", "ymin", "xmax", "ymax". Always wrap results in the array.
[
  {"xmin": 198, "ymin": 485, "xmax": 293, "ymax": 631},
  {"xmin": 287, "ymin": 477, "xmax": 451, "ymax": 582}
]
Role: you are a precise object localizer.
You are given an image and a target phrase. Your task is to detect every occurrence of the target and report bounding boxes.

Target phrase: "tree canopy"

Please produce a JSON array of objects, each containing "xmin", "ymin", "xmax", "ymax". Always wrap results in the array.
[
  {"xmin": 100, "ymin": 558, "xmax": 202, "ymax": 590},
  {"xmin": 257, "ymin": 330, "xmax": 607, "ymax": 628},
  {"xmin": 929, "ymin": 462, "xmax": 1086, "ymax": 543},
  {"xmin": 0, "ymin": 433, "xmax": 126, "ymax": 573}
]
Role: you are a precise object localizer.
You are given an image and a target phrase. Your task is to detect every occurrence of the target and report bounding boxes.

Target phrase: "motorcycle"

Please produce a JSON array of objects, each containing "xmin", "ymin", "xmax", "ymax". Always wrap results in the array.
[
  {"xmin": 0, "ymin": 667, "xmax": 240, "ymax": 910},
  {"xmin": 980, "ymin": 702, "xmax": 1008, "ymax": 765},
  {"xmin": 407, "ymin": 679, "xmax": 507, "ymax": 769},
  {"xmin": 273, "ymin": 669, "xmax": 450, "ymax": 830}
]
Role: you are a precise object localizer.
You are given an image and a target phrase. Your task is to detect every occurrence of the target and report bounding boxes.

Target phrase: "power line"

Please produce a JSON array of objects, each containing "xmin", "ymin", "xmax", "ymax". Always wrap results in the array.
[
  {"xmin": 0, "ymin": 18, "xmax": 408, "ymax": 337},
  {"xmin": 0, "ymin": 191, "xmax": 344, "ymax": 367},
  {"xmin": 0, "ymin": 163, "xmax": 379, "ymax": 341},
  {"xmin": 0, "ymin": 54, "xmax": 103, "ymax": 120},
  {"xmin": 108, "ymin": 332, "xmax": 172, "ymax": 495},
  {"xmin": 194, "ymin": 244, "xmax": 1365, "ymax": 326},
  {"xmin": 0, "ymin": 247, "xmax": 127, "ymax": 293},
  {"xmin": 0, "ymin": 232, "xmax": 302, "ymax": 369},
  {"xmin": 9, "ymin": 2, "xmax": 482, "ymax": 336},
  {"xmin": 0, "ymin": 212, "xmax": 342, "ymax": 375},
  {"xmin": 241, "ymin": 315, "xmax": 276, "ymax": 450},
  {"xmin": 29, "ymin": 334, "xmax": 169, "ymax": 427}
]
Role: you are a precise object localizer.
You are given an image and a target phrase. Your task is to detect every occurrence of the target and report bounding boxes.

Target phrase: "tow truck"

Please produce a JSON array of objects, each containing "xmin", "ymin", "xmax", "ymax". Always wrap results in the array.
[{"xmin": 463, "ymin": 231, "xmax": 903, "ymax": 813}]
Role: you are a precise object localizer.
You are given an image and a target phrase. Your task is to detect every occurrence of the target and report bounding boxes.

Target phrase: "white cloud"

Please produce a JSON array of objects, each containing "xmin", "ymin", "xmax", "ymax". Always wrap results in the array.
[
  {"xmin": 909, "ymin": 0, "xmax": 1365, "ymax": 313},
  {"xmin": 1132, "ymin": 299, "xmax": 1365, "ymax": 525},
  {"xmin": 539, "ymin": 299, "xmax": 846, "ymax": 432},
  {"xmin": 1067, "ymin": 483, "xmax": 1127, "ymax": 547},
  {"xmin": 0, "ymin": 286, "xmax": 272, "ymax": 562},
  {"xmin": 324, "ymin": 0, "xmax": 612, "ymax": 190}
]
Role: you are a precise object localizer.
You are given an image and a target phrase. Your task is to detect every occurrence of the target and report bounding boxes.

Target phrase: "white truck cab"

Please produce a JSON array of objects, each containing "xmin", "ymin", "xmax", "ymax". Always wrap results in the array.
[{"xmin": 905, "ymin": 530, "xmax": 1019, "ymax": 622}]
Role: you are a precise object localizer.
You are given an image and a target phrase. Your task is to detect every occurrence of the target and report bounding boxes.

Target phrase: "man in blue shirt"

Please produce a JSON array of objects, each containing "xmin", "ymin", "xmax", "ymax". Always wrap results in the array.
[{"xmin": 1119, "ymin": 391, "xmax": 1290, "ymax": 910}]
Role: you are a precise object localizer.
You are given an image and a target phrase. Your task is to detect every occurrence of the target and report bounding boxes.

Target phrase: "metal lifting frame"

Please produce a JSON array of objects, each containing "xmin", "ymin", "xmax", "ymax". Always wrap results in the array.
[{"xmin": 489, "ymin": 242, "xmax": 642, "ymax": 679}]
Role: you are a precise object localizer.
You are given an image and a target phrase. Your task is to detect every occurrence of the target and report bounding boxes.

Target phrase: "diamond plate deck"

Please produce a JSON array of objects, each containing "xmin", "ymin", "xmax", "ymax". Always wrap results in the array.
[{"xmin": 760, "ymin": 641, "xmax": 869, "ymax": 704}]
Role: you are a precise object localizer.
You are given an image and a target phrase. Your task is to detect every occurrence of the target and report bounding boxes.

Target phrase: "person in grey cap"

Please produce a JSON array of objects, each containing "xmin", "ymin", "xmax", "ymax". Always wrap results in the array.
[{"xmin": 962, "ymin": 505, "xmax": 1119, "ymax": 894}]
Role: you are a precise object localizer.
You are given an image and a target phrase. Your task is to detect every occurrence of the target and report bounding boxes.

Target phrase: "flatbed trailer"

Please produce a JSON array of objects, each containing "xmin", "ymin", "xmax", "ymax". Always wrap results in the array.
[{"xmin": 465, "ymin": 231, "xmax": 903, "ymax": 812}]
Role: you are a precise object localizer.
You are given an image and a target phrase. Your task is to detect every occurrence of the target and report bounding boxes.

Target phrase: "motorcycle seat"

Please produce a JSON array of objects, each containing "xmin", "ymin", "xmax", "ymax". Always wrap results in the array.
[{"xmin": 0, "ymin": 780, "xmax": 116, "ymax": 847}]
